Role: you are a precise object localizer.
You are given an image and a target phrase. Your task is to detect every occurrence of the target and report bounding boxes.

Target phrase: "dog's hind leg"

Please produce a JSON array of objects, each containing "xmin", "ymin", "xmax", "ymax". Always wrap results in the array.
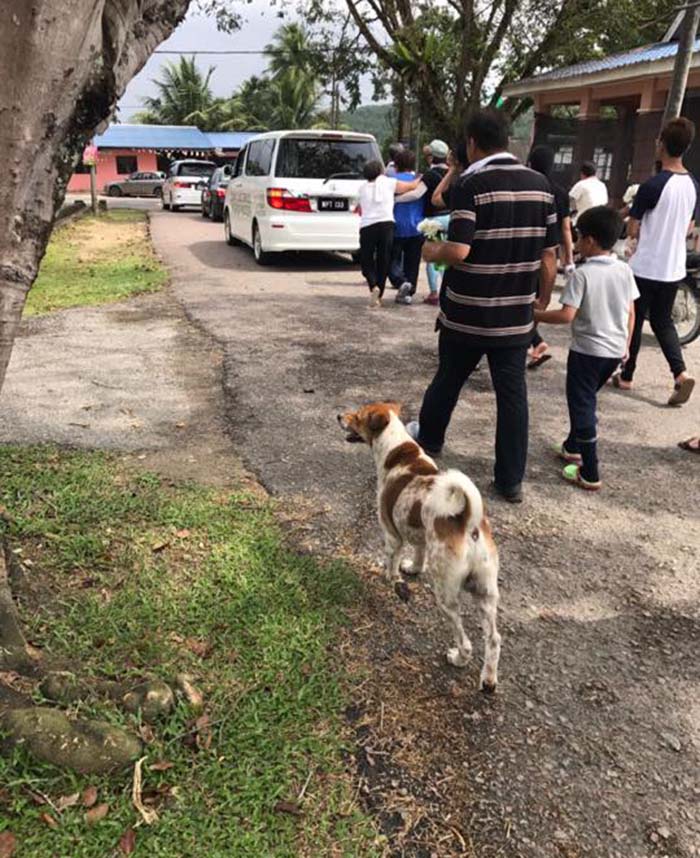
[
  {"xmin": 400, "ymin": 544, "xmax": 425, "ymax": 577},
  {"xmin": 469, "ymin": 568, "xmax": 501, "ymax": 693},
  {"xmin": 432, "ymin": 555, "xmax": 473, "ymax": 667},
  {"xmin": 384, "ymin": 536, "xmax": 410, "ymax": 601}
]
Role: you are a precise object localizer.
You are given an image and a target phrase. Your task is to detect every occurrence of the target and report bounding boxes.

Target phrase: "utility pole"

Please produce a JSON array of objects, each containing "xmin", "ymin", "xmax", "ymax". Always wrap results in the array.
[{"xmin": 662, "ymin": 2, "xmax": 700, "ymax": 124}]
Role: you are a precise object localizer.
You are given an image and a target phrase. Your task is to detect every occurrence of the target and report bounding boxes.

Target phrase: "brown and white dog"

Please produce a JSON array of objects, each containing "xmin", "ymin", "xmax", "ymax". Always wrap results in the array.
[{"xmin": 338, "ymin": 401, "xmax": 501, "ymax": 692}]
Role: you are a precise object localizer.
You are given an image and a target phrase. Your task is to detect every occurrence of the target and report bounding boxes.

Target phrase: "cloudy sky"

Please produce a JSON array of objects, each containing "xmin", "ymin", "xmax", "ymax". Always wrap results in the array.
[{"xmin": 118, "ymin": 3, "xmax": 373, "ymax": 121}]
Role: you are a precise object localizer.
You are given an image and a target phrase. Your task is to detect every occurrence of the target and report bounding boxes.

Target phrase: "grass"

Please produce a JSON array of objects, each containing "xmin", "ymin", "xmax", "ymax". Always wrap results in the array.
[
  {"xmin": 26, "ymin": 210, "xmax": 167, "ymax": 316},
  {"xmin": 0, "ymin": 445, "xmax": 378, "ymax": 858}
]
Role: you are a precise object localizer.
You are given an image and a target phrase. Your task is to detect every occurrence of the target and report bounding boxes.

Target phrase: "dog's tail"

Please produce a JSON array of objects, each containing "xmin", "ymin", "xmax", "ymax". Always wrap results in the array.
[{"xmin": 424, "ymin": 469, "xmax": 483, "ymax": 532}]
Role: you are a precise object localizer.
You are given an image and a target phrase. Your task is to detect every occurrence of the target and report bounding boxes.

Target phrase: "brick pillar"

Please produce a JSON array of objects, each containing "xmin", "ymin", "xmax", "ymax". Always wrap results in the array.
[{"xmin": 630, "ymin": 111, "xmax": 664, "ymax": 182}]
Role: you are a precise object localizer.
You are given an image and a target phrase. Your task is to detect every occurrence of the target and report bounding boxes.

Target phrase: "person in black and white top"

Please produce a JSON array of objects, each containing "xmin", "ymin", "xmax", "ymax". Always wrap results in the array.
[
  {"xmin": 615, "ymin": 117, "xmax": 698, "ymax": 406},
  {"xmin": 406, "ymin": 110, "xmax": 558, "ymax": 503}
]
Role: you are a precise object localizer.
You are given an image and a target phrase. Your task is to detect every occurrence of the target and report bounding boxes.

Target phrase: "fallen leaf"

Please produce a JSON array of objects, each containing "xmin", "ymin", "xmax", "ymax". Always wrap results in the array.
[
  {"xmin": 184, "ymin": 638, "xmax": 213, "ymax": 659},
  {"xmin": 175, "ymin": 529, "xmax": 190, "ymax": 538},
  {"xmin": 139, "ymin": 724, "xmax": 156, "ymax": 744},
  {"xmin": 195, "ymin": 713, "xmax": 213, "ymax": 751},
  {"xmin": 274, "ymin": 800, "xmax": 303, "ymax": 816},
  {"xmin": 41, "ymin": 813, "xmax": 59, "ymax": 829},
  {"xmin": 0, "ymin": 832, "xmax": 16, "ymax": 858},
  {"xmin": 119, "ymin": 828, "xmax": 136, "ymax": 854},
  {"xmin": 85, "ymin": 803, "xmax": 109, "ymax": 824},
  {"xmin": 56, "ymin": 792, "xmax": 80, "ymax": 811},
  {"xmin": 82, "ymin": 786, "xmax": 98, "ymax": 808},
  {"xmin": 175, "ymin": 422, "xmax": 186, "ymax": 429},
  {"xmin": 149, "ymin": 760, "xmax": 174, "ymax": 772},
  {"xmin": 151, "ymin": 540, "xmax": 170, "ymax": 553}
]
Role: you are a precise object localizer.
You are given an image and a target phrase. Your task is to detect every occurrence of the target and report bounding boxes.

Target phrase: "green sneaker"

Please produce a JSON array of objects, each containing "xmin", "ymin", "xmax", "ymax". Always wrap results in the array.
[{"xmin": 562, "ymin": 464, "xmax": 602, "ymax": 491}]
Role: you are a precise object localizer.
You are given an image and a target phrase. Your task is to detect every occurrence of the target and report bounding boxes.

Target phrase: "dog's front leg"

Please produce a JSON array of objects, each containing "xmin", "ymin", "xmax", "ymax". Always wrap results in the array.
[{"xmin": 400, "ymin": 544, "xmax": 425, "ymax": 577}]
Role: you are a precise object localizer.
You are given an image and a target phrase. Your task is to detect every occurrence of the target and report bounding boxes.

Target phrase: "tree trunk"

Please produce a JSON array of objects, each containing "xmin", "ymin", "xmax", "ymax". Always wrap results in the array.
[{"xmin": 0, "ymin": 0, "xmax": 190, "ymax": 395}]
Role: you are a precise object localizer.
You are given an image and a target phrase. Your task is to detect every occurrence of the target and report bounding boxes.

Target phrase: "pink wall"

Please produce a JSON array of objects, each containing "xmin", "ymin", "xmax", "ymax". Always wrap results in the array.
[{"xmin": 68, "ymin": 149, "xmax": 159, "ymax": 192}]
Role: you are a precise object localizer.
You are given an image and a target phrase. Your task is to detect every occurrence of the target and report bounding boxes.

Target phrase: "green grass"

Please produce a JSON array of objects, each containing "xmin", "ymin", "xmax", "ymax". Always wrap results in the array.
[
  {"xmin": 26, "ymin": 210, "xmax": 167, "ymax": 316},
  {"xmin": 0, "ymin": 446, "xmax": 378, "ymax": 857}
]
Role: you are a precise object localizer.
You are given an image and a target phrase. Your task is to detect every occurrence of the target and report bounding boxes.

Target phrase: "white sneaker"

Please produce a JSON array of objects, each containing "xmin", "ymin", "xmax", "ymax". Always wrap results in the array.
[
  {"xmin": 396, "ymin": 282, "xmax": 414, "ymax": 304},
  {"xmin": 405, "ymin": 420, "xmax": 420, "ymax": 441}
]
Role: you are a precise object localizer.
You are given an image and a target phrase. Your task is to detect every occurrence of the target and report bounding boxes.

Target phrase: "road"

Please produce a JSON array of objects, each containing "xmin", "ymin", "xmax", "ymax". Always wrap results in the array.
[{"xmin": 149, "ymin": 210, "xmax": 700, "ymax": 858}]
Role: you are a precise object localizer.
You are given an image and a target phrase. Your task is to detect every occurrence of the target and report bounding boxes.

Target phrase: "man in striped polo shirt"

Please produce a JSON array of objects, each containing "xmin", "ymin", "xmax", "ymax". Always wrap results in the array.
[{"xmin": 412, "ymin": 110, "xmax": 558, "ymax": 503}]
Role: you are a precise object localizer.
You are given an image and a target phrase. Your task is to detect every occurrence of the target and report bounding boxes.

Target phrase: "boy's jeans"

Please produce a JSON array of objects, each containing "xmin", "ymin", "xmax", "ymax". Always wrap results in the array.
[
  {"xmin": 425, "ymin": 214, "xmax": 451, "ymax": 294},
  {"xmin": 564, "ymin": 349, "xmax": 620, "ymax": 482}
]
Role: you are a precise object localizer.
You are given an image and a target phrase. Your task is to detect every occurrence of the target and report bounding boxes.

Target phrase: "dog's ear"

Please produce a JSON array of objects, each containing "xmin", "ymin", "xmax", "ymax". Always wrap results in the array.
[
  {"xmin": 385, "ymin": 401, "xmax": 403, "ymax": 417},
  {"xmin": 367, "ymin": 411, "xmax": 390, "ymax": 434}
]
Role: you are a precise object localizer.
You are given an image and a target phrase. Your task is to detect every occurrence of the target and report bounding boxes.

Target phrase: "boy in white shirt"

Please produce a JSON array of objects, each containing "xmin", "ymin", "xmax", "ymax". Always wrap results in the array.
[{"xmin": 536, "ymin": 206, "xmax": 638, "ymax": 491}]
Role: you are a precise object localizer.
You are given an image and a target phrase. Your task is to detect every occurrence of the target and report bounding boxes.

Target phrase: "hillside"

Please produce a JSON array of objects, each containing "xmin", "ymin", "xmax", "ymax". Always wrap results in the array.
[{"xmin": 341, "ymin": 103, "xmax": 393, "ymax": 141}]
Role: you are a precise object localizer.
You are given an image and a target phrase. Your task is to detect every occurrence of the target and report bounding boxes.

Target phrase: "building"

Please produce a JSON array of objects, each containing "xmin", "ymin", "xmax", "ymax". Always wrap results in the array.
[
  {"xmin": 68, "ymin": 124, "xmax": 256, "ymax": 193},
  {"xmin": 502, "ymin": 14, "xmax": 700, "ymax": 203}
]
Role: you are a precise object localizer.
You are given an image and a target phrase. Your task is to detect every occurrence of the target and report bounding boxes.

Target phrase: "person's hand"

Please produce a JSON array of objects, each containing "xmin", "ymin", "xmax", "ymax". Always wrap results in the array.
[
  {"xmin": 564, "ymin": 263, "xmax": 576, "ymax": 275},
  {"xmin": 533, "ymin": 309, "xmax": 543, "ymax": 323},
  {"xmin": 422, "ymin": 242, "xmax": 442, "ymax": 263},
  {"xmin": 535, "ymin": 296, "xmax": 549, "ymax": 312}
]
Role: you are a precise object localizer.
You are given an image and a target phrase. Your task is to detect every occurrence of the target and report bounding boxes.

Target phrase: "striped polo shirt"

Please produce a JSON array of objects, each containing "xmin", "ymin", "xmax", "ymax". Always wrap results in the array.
[{"xmin": 439, "ymin": 155, "xmax": 558, "ymax": 348}]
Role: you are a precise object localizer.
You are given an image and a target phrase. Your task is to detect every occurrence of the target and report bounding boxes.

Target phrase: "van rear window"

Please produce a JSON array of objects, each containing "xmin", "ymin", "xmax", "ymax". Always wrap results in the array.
[
  {"xmin": 275, "ymin": 138, "xmax": 379, "ymax": 179},
  {"xmin": 177, "ymin": 162, "xmax": 216, "ymax": 177}
]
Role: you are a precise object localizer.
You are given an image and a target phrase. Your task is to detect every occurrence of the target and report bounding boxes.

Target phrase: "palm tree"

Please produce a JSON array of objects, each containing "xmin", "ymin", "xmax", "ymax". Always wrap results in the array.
[
  {"xmin": 265, "ymin": 24, "xmax": 321, "ymax": 128},
  {"xmin": 135, "ymin": 56, "xmax": 216, "ymax": 129}
]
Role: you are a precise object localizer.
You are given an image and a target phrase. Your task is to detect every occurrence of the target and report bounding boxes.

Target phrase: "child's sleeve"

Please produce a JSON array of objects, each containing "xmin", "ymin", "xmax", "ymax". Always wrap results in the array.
[
  {"xmin": 628, "ymin": 269, "xmax": 640, "ymax": 302},
  {"xmin": 560, "ymin": 269, "xmax": 585, "ymax": 308}
]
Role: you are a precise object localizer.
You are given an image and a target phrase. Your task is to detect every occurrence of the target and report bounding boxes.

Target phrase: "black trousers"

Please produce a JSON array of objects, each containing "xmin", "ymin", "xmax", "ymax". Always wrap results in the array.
[
  {"xmin": 359, "ymin": 221, "xmax": 394, "ymax": 296},
  {"xmin": 388, "ymin": 235, "xmax": 424, "ymax": 292},
  {"xmin": 418, "ymin": 330, "xmax": 529, "ymax": 491},
  {"xmin": 564, "ymin": 350, "xmax": 620, "ymax": 483},
  {"xmin": 621, "ymin": 276, "xmax": 686, "ymax": 381}
]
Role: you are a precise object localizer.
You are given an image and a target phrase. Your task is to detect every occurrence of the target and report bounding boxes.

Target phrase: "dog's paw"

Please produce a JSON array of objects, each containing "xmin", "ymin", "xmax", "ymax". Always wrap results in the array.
[
  {"xmin": 394, "ymin": 580, "xmax": 411, "ymax": 602},
  {"xmin": 399, "ymin": 559, "xmax": 420, "ymax": 577},
  {"xmin": 479, "ymin": 679, "xmax": 497, "ymax": 695},
  {"xmin": 446, "ymin": 647, "xmax": 471, "ymax": 668}
]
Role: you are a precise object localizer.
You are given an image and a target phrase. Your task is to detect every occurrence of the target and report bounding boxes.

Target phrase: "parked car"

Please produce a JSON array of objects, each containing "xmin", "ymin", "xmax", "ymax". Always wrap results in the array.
[
  {"xmin": 223, "ymin": 130, "xmax": 382, "ymax": 264},
  {"xmin": 201, "ymin": 167, "xmax": 231, "ymax": 222},
  {"xmin": 161, "ymin": 160, "xmax": 216, "ymax": 211},
  {"xmin": 104, "ymin": 171, "xmax": 165, "ymax": 198}
]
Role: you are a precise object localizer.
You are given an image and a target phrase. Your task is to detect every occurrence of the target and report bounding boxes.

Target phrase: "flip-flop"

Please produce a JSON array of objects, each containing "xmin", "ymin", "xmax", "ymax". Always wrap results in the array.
[
  {"xmin": 668, "ymin": 376, "xmax": 695, "ymax": 407},
  {"xmin": 678, "ymin": 437, "xmax": 700, "ymax": 453},
  {"xmin": 562, "ymin": 464, "xmax": 602, "ymax": 491},
  {"xmin": 552, "ymin": 442, "xmax": 583, "ymax": 464},
  {"xmin": 527, "ymin": 353, "xmax": 553, "ymax": 370}
]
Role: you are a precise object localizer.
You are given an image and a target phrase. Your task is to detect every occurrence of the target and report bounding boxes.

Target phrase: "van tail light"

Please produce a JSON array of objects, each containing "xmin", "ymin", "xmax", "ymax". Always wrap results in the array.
[
  {"xmin": 173, "ymin": 180, "xmax": 189, "ymax": 188},
  {"xmin": 216, "ymin": 188, "xmax": 226, "ymax": 198},
  {"xmin": 266, "ymin": 188, "xmax": 312, "ymax": 213}
]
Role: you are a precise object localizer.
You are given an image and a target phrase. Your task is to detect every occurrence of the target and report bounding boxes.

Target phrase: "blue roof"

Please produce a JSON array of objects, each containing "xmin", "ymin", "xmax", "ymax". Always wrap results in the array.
[
  {"xmin": 525, "ymin": 38, "xmax": 700, "ymax": 85},
  {"xmin": 94, "ymin": 124, "xmax": 217, "ymax": 150},
  {"xmin": 205, "ymin": 131, "xmax": 257, "ymax": 149}
]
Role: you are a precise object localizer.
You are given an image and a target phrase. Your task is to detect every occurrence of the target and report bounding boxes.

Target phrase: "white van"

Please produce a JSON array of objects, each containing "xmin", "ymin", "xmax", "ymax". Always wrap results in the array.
[
  {"xmin": 223, "ymin": 130, "xmax": 382, "ymax": 264},
  {"xmin": 162, "ymin": 160, "xmax": 216, "ymax": 211}
]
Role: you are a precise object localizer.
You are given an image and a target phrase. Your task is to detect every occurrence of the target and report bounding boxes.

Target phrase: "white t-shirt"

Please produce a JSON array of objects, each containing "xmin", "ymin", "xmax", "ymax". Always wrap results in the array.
[
  {"xmin": 629, "ymin": 170, "xmax": 699, "ymax": 282},
  {"xmin": 358, "ymin": 175, "xmax": 397, "ymax": 228},
  {"xmin": 569, "ymin": 176, "xmax": 609, "ymax": 221}
]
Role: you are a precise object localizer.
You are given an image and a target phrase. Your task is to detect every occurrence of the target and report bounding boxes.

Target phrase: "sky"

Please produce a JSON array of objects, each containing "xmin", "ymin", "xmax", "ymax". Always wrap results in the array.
[{"xmin": 118, "ymin": 3, "xmax": 374, "ymax": 121}]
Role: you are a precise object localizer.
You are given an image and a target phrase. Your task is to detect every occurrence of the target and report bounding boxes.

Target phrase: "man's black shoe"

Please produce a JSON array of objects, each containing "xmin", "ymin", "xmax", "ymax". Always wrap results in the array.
[{"xmin": 491, "ymin": 481, "xmax": 523, "ymax": 504}]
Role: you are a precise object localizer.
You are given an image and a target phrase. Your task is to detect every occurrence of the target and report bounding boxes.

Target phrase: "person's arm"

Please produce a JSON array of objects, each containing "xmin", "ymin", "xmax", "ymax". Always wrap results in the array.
[
  {"xmin": 537, "ymin": 248, "xmax": 558, "ymax": 309},
  {"xmin": 423, "ymin": 240, "xmax": 470, "ymax": 265},
  {"xmin": 561, "ymin": 215, "xmax": 574, "ymax": 267},
  {"xmin": 394, "ymin": 176, "xmax": 421, "ymax": 194},
  {"xmin": 432, "ymin": 166, "xmax": 459, "ymax": 209},
  {"xmin": 395, "ymin": 181, "xmax": 428, "ymax": 202},
  {"xmin": 627, "ymin": 176, "xmax": 658, "ymax": 242},
  {"xmin": 627, "ymin": 217, "xmax": 640, "ymax": 240},
  {"xmin": 625, "ymin": 299, "xmax": 636, "ymax": 361},
  {"xmin": 534, "ymin": 304, "xmax": 577, "ymax": 324}
]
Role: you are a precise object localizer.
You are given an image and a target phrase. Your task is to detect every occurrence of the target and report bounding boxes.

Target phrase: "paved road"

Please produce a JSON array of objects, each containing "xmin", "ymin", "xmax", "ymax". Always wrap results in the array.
[{"xmin": 151, "ymin": 210, "xmax": 699, "ymax": 857}]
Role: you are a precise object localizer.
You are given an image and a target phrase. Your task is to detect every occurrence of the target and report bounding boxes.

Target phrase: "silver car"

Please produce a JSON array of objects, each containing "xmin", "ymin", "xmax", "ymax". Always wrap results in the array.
[{"xmin": 104, "ymin": 171, "xmax": 165, "ymax": 198}]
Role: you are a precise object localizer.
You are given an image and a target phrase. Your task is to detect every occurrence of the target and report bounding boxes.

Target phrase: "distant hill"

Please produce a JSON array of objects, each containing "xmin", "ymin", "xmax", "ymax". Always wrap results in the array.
[{"xmin": 341, "ymin": 103, "xmax": 394, "ymax": 142}]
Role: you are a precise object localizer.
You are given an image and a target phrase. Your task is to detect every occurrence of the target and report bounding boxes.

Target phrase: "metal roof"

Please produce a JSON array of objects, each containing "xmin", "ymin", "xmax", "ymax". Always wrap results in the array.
[
  {"xmin": 205, "ymin": 131, "xmax": 257, "ymax": 149},
  {"xmin": 515, "ymin": 38, "xmax": 700, "ymax": 88},
  {"xmin": 94, "ymin": 124, "xmax": 216, "ymax": 150}
]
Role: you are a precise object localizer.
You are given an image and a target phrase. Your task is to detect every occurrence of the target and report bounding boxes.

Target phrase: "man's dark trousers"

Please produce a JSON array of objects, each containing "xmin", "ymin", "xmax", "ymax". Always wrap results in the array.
[{"xmin": 418, "ymin": 329, "xmax": 529, "ymax": 491}]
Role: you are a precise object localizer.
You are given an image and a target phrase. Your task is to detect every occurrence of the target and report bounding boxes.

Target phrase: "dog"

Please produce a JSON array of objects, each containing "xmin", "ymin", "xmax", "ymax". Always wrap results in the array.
[{"xmin": 338, "ymin": 401, "xmax": 501, "ymax": 692}]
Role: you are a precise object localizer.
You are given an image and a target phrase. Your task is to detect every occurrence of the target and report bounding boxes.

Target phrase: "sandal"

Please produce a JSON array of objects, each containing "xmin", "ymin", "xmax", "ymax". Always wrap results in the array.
[
  {"xmin": 678, "ymin": 436, "xmax": 700, "ymax": 454},
  {"xmin": 553, "ymin": 442, "xmax": 582, "ymax": 464},
  {"xmin": 668, "ymin": 376, "xmax": 695, "ymax": 407},
  {"xmin": 527, "ymin": 353, "xmax": 553, "ymax": 370},
  {"xmin": 611, "ymin": 373, "xmax": 632, "ymax": 391},
  {"xmin": 562, "ymin": 464, "xmax": 602, "ymax": 491}
]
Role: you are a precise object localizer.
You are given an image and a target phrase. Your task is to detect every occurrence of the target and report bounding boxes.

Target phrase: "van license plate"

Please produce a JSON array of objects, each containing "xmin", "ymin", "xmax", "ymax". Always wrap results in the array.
[{"xmin": 318, "ymin": 197, "xmax": 348, "ymax": 212}]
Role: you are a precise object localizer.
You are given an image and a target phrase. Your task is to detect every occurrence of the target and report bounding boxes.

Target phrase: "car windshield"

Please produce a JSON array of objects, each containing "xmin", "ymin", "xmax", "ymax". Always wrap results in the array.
[
  {"xmin": 275, "ymin": 138, "xmax": 378, "ymax": 180},
  {"xmin": 177, "ymin": 162, "xmax": 216, "ymax": 178}
]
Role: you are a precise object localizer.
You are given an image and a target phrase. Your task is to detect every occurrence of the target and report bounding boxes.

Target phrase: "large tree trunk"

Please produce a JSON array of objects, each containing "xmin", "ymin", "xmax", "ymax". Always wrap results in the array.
[{"xmin": 0, "ymin": 0, "xmax": 191, "ymax": 394}]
